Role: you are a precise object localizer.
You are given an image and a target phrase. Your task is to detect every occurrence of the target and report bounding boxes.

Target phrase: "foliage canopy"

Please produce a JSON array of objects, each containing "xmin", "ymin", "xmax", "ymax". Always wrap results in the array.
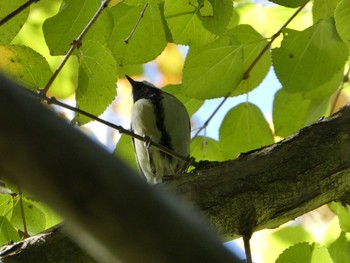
[{"xmin": 0, "ymin": 0, "xmax": 350, "ymax": 262}]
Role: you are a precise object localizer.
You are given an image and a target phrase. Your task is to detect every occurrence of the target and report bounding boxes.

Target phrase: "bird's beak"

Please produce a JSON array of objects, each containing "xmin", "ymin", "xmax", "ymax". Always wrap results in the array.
[{"xmin": 125, "ymin": 75, "xmax": 137, "ymax": 86}]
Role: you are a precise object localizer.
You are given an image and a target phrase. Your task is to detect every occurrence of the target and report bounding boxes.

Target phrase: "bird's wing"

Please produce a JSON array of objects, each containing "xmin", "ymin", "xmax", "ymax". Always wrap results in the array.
[{"xmin": 131, "ymin": 135, "xmax": 148, "ymax": 181}]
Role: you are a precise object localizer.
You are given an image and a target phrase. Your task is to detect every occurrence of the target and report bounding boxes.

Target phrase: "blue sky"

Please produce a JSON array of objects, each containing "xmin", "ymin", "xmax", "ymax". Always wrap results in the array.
[{"xmin": 192, "ymin": 68, "xmax": 280, "ymax": 140}]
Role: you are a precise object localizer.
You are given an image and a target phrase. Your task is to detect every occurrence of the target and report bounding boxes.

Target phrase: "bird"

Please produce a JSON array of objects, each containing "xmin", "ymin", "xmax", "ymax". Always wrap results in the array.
[{"xmin": 126, "ymin": 75, "xmax": 191, "ymax": 184}]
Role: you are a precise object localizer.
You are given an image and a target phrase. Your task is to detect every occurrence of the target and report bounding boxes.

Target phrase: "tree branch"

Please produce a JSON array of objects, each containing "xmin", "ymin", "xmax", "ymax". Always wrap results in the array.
[
  {"xmin": 0, "ymin": 0, "xmax": 39, "ymax": 26},
  {"xmin": 0, "ymin": 75, "xmax": 240, "ymax": 262},
  {"xmin": 164, "ymin": 105, "xmax": 350, "ymax": 238},
  {"xmin": 41, "ymin": 0, "xmax": 111, "ymax": 95},
  {"xmin": 0, "ymin": 225, "xmax": 97, "ymax": 263},
  {"xmin": 25, "ymin": 90, "xmax": 196, "ymax": 166},
  {"xmin": 1, "ymin": 74, "xmax": 350, "ymax": 261}
]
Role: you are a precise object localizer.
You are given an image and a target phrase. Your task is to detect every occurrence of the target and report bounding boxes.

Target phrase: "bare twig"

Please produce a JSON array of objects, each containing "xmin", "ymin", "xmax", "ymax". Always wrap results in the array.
[
  {"xmin": 124, "ymin": 3, "xmax": 149, "ymax": 44},
  {"xmin": 192, "ymin": 94, "xmax": 229, "ymax": 140},
  {"xmin": 193, "ymin": 0, "xmax": 310, "ymax": 139},
  {"xmin": 0, "ymin": 0, "xmax": 39, "ymax": 27},
  {"xmin": 24, "ymin": 88, "xmax": 197, "ymax": 167},
  {"xmin": 41, "ymin": 0, "xmax": 111, "ymax": 95}
]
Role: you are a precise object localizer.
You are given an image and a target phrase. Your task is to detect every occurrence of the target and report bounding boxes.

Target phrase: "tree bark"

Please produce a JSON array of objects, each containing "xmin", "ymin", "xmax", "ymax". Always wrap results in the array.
[
  {"xmin": 0, "ymin": 74, "xmax": 350, "ymax": 261},
  {"xmin": 0, "ymin": 225, "xmax": 97, "ymax": 263},
  {"xmin": 0, "ymin": 75, "xmax": 241, "ymax": 263},
  {"xmin": 163, "ymin": 103, "xmax": 350, "ymax": 239}
]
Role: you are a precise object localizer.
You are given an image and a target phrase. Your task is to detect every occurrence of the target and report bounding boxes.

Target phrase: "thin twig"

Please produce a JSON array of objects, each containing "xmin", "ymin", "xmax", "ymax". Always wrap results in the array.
[
  {"xmin": 24, "ymin": 88, "xmax": 197, "ymax": 167},
  {"xmin": 18, "ymin": 187, "xmax": 30, "ymax": 238},
  {"xmin": 192, "ymin": 94, "xmax": 229, "ymax": 140},
  {"xmin": 124, "ymin": 3, "xmax": 148, "ymax": 43},
  {"xmin": 0, "ymin": 0, "xmax": 39, "ymax": 27},
  {"xmin": 243, "ymin": 0, "xmax": 309, "ymax": 80},
  {"xmin": 193, "ymin": 0, "xmax": 310, "ymax": 138},
  {"xmin": 330, "ymin": 66, "xmax": 350, "ymax": 114},
  {"xmin": 41, "ymin": 0, "xmax": 111, "ymax": 95}
]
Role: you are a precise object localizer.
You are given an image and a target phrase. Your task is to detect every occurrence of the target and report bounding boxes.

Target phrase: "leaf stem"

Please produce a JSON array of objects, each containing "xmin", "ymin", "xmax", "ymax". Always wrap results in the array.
[
  {"xmin": 41, "ymin": 0, "xmax": 111, "ymax": 95},
  {"xmin": 0, "ymin": 0, "xmax": 39, "ymax": 27},
  {"xmin": 124, "ymin": 3, "xmax": 149, "ymax": 44},
  {"xmin": 18, "ymin": 187, "xmax": 30, "ymax": 238},
  {"xmin": 192, "ymin": 93, "xmax": 230, "ymax": 140}
]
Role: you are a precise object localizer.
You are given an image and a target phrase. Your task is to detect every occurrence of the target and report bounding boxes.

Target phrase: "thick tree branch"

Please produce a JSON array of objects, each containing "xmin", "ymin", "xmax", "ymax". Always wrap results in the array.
[
  {"xmin": 164, "ymin": 105, "xmax": 350, "ymax": 239},
  {"xmin": 1, "ymin": 74, "xmax": 350, "ymax": 261},
  {"xmin": 0, "ymin": 75, "xmax": 240, "ymax": 263},
  {"xmin": 0, "ymin": 225, "xmax": 97, "ymax": 263}
]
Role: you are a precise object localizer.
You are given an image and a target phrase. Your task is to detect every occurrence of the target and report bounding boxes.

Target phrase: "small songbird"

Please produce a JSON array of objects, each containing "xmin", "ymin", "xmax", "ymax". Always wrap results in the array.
[{"xmin": 126, "ymin": 75, "xmax": 191, "ymax": 184}]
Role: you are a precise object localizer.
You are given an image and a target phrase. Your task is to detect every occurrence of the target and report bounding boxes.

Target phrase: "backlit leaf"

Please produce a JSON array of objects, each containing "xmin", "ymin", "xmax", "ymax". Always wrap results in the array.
[
  {"xmin": 0, "ymin": 45, "xmax": 52, "ymax": 91},
  {"xmin": 164, "ymin": 0, "xmax": 217, "ymax": 45},
  {"xmin": 0, "ymin": 216, "xmax": 20, "ymax": 244},
  {"xmin": 191, "ymin": 136, "xmax": 224, "ymax": 161},
  {"xmin": 219, "ymin": 103, "xmax": 274, "ymax": 159},
  {"xmin": 182, "ymin": 37, "xmax": 244, "ymax": 99},
  {"xmin": 273, "ymin": 89, "xmax": 329, "ymax": 137},
  {"xmin": 11, "ymin": 197, "xmax": 46, "ymax": 236},
  {"xmin": 0, "ymin": 0, "xmax": 29, "ymax": 44},
  {"xmin": 275, "ymin": 243, "xmax": 333, "ymax": 263},
  {"xmin": 269, "ymin": 0, "xmax": 308, "ymax": 8},
  {"xmin": 43, "ymin": 0, "xmax": 113, "ymax": 55},
  {"xmin": 76, "ymin": 40, "xmax": 117, "ymax": 125},
  {"xmin": 272, "ymin": 20, "xmax": 348, "ymax": 93},
  {"xmin": 107, "ymin": 3, "xmax": 167, "ymax": 65},
  {"xmin": 335, "ymin": 0, "xmax": 350, "ymax": 46}
]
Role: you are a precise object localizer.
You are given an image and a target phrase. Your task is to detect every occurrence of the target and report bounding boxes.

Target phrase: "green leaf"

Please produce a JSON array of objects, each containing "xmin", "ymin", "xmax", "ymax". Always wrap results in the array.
[
  {"xmin": 219, "ymin": 103, "xmax": 274, "ymax": 159},
  {"xmin": 191, "ymin": 136, "xmax": 224, "ymax": 161},
  {"xmin": 76, "ymin": 40, "xmax": 117, "ymax": 125},
  {"xmin": 0, "ymin": 0, "xmax": 29, "ymax": 44},
  {"xmin": 199, "ymin": 0, "xmax": 214, "ymax": 17},
  {"xmin": 11, "ymin": 197, "xmax": 46, "ymax": 236},
  {"xmin": 163, "ymin": 84, "xmax": 203, "ymax": 116},
  {"xmin": 275, "ymin": 243, "xmax": 333, "ymax": 263},
  {"xmin": 34, "ymin": 202, "xmax": 62, "ymax": 229},
  {"xmin": 329, "ymin": 202, "xmax": 350, "ymax": 232},
  {"xmin": 124, "ymin": 0, "xmax": 163, "ymax": 4},
  {"xmin": 107, "ymin": 3, "xmax": 167, "ymax": 65},
  {"xmin": 273, "ymin": 226, "xmax": 314, "ymax": 245},
  {"xmin": 273, "ymin": 89, "xmax": 329, "ymax": 137},
  {"xmin": 272, "ymin": 19, "xmax": 348, "ymax": 93},
  {"xmin": 182, "ymin": 37, "xmax": 244, "ymax": 99},
  {"xmin": 0, "ymin": 45, "xmax": 52, "ymax": 91},
  {"xmin": 85, "ymin": 9, "xmax": 114, "ymax": 46},
  {"xmin": 164, "ymin": 0, "xmax": 216, "ymax": 45},
  {"xmin": 269, "ymin": 0, "xmax": 308, "ymax": 8},
  {"xmin": 116, "ymin": 64, "xmax": 144, "ymax": 77},
  {"xmin": 312, "ymin": 0, "xmax": 341, "ymax": 22},
  {"xmin": 227, "ymin": 25, "xmax": 271, "ymax": 96},
  {"xmin": 304, "ymin": 98, "xmax": 330, "ymax": 125},
  {"xmin": 113, "ymin": 134, "xmax": 138, "ymax": 172},
  {"xmin": 0, "ymin": 195, "xmax": 14, "ymax": 220},
  {"xmin": 328, "ymin": 232, "xmax": 350, "ymax": 263},
  {"xmin": 302, "ymin": 68, "xmax": 343, "ymax": 99},
  {"xmin": 182, "ymin": 25, "xmax": 270, "ymax": 99},
  {"xmin": 335, "ymin": 0, "xmax": 350, "ymax": 46},
  {"xmin": 0, "ymin": 216, "xmax": 20, "ymax": 244},
  {"xmin": 199, "ymin": 0, "xmax": 233, "ymax": 35},
  {"xmin": 43, "ymin": 0, "xmax": 112, "ymax": 55}
]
